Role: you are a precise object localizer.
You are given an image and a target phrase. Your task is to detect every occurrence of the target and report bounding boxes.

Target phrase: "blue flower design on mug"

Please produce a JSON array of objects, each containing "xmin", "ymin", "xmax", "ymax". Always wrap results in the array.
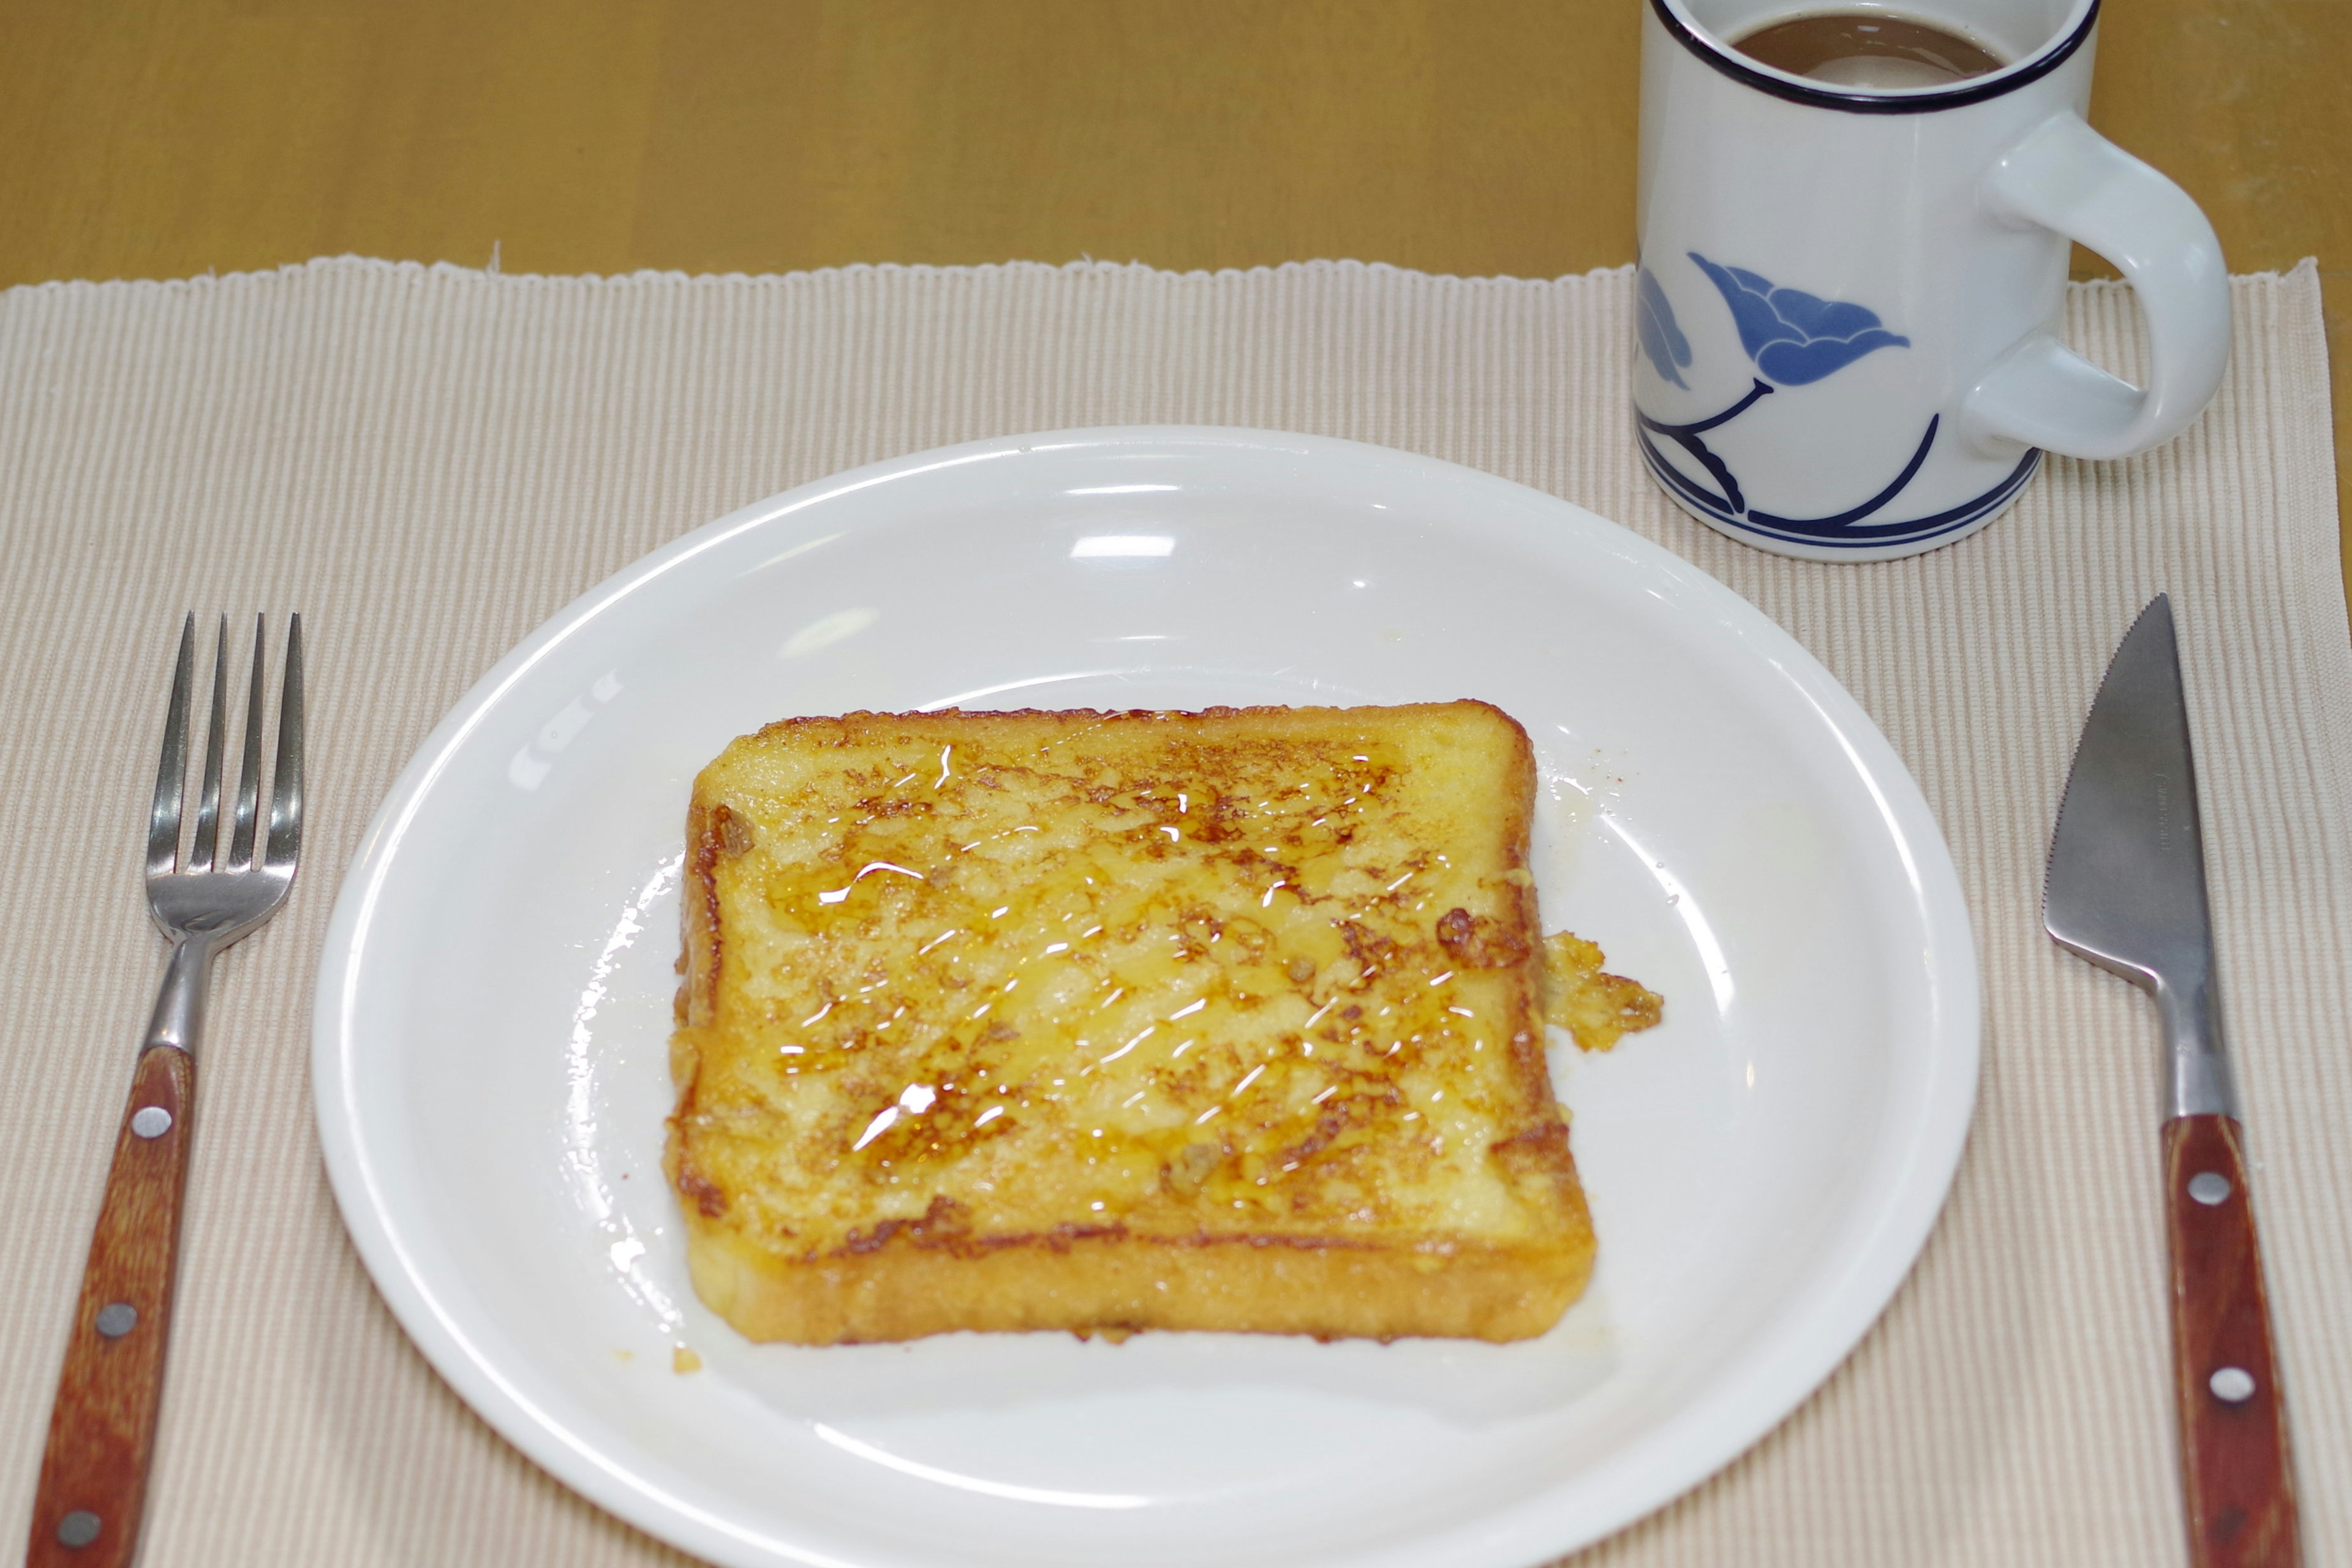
[
  {"xmin": 1687, "ymin": 253, "xmax": 1909, "ymax": 386},
  {"xmin": 1636, "ymin": 256, "xmax": 1943, "ymax": 535},
  {"xmin": 1636, "ymin": 268, "xmax": 1693, "ymax": 389}
]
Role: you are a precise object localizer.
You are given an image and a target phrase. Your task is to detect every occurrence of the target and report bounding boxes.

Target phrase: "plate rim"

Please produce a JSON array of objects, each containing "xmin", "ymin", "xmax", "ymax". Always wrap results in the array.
[{"xmin": 312, "ymin": 423, "xmax": 1980, "ymax": 1568}]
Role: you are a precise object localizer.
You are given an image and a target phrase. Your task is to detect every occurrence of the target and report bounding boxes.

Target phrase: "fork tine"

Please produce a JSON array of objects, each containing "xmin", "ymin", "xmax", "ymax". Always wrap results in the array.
[
  {"xmin": 147, "ymin": 616, "xmax": 196, "ymax": 878},
  {"xmin": 265, "ymin": 614, "xmax": 304, "ymax": 871},
  {"xmin": 228, "ymin": 614, "xmax": 267, "ymax": 870},
  {"xmin": 191, "ymin": 616, "xmax": 229, "ymax": 872}
]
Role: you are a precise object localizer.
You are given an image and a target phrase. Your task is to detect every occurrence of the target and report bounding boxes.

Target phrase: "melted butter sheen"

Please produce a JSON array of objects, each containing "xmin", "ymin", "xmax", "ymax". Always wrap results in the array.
[{"xmin": 678, "ymin": 712, "xmax": 1558, "ymax": 1256}]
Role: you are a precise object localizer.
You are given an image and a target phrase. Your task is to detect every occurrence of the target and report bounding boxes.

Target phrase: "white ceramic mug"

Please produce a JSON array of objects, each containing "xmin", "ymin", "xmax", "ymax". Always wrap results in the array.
[{"xmin": 1635, "ymin": 0, "xmax": 2230, "ymax": 560}]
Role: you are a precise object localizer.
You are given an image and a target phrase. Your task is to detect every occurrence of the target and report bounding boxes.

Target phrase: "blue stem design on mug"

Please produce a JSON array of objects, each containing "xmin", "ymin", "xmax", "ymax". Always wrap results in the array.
[
  {"xmin": 1637, "ymin": 379, "xmax": 1773, "ymax": 513},
  {"xmin": 1637, "ymin": 255, "xmax": 1941, "ymax": 535},
  {"xmin": 1749, "ymin": 417, "xmax": 1939, "ymax": 528}
]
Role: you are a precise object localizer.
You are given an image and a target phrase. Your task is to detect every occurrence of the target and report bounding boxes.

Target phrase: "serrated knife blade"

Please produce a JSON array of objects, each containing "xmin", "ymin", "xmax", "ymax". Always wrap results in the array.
[{"xmin": 2045, "ymin": 595, "xmax": 2299, "ymax": 1568}]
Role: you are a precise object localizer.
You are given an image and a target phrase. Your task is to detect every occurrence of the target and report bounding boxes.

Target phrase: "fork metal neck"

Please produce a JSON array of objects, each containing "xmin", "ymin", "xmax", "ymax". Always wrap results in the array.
[{"xmin": 143, "ymin": 935, "xmax": 219, "ymax": 1058}]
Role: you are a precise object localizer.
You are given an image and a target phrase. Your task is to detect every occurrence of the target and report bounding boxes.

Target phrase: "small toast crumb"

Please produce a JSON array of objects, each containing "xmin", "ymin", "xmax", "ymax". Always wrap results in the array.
[{"xmin": 1540, "ymin": 932, "xmax": 1665, "ymax": 1052}]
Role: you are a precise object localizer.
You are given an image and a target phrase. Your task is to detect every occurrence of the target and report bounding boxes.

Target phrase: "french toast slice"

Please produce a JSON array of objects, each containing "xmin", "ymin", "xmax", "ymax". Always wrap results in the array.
[{"xmin": 666, "ymin": 701, "xmax": 1599, "ymax": 1344}]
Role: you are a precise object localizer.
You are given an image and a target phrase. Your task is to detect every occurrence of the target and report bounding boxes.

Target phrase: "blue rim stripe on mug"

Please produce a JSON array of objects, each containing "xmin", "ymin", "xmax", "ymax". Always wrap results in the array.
[
  {"xmin": 1638, "ymin": 430, "xmax": 2043, "ymax": 549},
  {"xmin": 1648, "ymin": 0, "xmax": 2101, "ymax": 116}
]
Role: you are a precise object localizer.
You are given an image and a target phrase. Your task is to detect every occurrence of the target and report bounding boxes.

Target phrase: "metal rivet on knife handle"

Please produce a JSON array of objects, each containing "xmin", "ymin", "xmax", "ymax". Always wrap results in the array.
[
  {"xmin": 56, "ymin": 1510, "xmax": 101, "ymax": 1549},
  {"xmin": 2210, "ymin": 1366, "xmax": 2258, "ymax": 1403},
  {"xmin": 129, "ymin": 1106, "xmax": 172, "ymax": 1139},
  {"xmin": 2187, "ymin": 1171, "xmax": 2231, "ymax": 1205},
  {"xmin": 94, "ymin": 1303, "xmax": 138, "ymax": 1339}
]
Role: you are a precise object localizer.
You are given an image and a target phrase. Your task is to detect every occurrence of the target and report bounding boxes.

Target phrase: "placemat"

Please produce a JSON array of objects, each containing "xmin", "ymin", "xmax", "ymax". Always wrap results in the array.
[{"xmin": 0, "ymin": 255, "xmax": 2342, "ymax": 1568}]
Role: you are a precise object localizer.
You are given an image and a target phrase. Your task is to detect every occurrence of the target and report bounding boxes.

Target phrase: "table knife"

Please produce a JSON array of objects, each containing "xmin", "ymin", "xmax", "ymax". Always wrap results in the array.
[{"xmin": 2044, "ymin": 594, "xmax": 2299, "ymax": 1568}]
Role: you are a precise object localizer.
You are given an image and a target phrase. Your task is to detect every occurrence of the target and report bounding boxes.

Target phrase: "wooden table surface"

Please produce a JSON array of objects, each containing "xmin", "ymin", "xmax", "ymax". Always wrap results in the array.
[{"xmin": 4, "ymin": 0, "xmax": 2344, "ymax": 565}]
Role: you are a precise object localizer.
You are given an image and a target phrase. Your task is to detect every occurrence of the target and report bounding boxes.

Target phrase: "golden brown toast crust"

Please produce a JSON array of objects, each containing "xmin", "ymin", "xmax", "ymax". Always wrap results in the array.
[{"xmin": 666, "ymin": 703, "xmax": 1594, "ymax": 1344}]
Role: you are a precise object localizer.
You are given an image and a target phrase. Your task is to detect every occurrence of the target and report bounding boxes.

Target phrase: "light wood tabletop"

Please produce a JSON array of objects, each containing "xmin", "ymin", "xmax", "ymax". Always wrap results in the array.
[{"xmin": 4, "ymin": 0, "xmax": 2343, "ymax": 564}]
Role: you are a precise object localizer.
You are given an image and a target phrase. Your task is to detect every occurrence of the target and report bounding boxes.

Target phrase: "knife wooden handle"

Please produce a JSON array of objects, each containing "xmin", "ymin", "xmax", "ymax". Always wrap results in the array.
[
  {"xmin": 2165, "ymin": 1113, "xmax": 2300, "ymax": 1568},
  {"xmin": 26, "ymin": 1045, "xmax": 195, "ymax": 1568}
]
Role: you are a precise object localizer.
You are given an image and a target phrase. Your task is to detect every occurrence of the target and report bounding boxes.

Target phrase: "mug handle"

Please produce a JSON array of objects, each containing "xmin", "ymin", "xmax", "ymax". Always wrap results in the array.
[{"xmin": 1964, "ymin": 112, "xmax": 2230, "ymax": 461}]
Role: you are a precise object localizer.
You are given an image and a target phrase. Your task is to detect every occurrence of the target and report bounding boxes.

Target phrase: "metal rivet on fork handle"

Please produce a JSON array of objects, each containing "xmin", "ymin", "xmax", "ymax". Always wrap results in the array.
[
  {"xmin": 56, "ymin": 1510, "xmax": 102, "ymax": 1548},
  {"xmin": 130, "ymin": 1105, "xmax": 173, "ymax": 1139}
]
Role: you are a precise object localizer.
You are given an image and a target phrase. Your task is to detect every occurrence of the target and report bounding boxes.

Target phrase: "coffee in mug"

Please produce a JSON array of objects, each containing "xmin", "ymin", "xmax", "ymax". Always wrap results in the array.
[
  {"xmin": 1635, "ymin": 0, "xmax": 2230, "ymax": 560},
  {"xmin": 1731, "ymin": 12, "xmax": 2007, "ymax": 88}
]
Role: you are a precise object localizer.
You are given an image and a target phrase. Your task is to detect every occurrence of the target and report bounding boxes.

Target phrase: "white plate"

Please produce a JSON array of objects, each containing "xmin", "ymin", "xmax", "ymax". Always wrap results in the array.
[{"xmin": 315, "ymin": 428, "xmax": 1977, "ymax": 1568}]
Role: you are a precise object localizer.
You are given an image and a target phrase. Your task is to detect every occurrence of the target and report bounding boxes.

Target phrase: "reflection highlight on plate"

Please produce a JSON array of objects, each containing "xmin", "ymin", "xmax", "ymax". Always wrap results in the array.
[
  {"xmin": 812, "ymin": 1424, "xmax": 1153, "ymax": 1510},
  {"xmin": 782, "ymin": 606, "xmax": 881, "ymax": 658},
  {"xmin": 509, "ymin": 672, "xmax": 624, "ymax": 791},
  {"xmin": 1070, "ymin": 535, "xmax": 1177, "ymax": 559},
  {"xmin": 740, "ymin": 530, "xmax": 845, "ymax": 579},
  {"xmin": 1595, "ymin": 815, "xmax": 1734, "ymax": 1014},
  {"xmin": 917, "ymin": 669, "xmax": 1145, "ymax": 710},
  {"xmin": 570, "ymin": 854, "xmax": 687, "ymax": 1329}
]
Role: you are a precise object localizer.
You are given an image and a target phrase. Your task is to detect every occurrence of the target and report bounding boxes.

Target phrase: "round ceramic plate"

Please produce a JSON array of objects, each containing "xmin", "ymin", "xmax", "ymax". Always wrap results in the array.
[{"xmin": 314, "ymin": 428, "xmax": 1977, "ymax": 1568}]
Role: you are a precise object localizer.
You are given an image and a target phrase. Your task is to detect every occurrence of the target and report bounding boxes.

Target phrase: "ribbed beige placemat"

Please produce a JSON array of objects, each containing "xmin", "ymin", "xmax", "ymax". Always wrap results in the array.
[{"xmin": 0, "ymin": 256, "xmax": 2343, "ymax": 1567}]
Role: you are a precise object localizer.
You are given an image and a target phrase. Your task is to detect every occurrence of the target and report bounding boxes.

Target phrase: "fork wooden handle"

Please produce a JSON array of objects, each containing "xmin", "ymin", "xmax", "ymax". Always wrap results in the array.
[
  {"xmin": 26, "ymin": 1045, "xmax": 195, "ymax": 1568},
  {"xmin": 2166, "ymin": 1113, "xmax": 2300, "ymax": 1568}
]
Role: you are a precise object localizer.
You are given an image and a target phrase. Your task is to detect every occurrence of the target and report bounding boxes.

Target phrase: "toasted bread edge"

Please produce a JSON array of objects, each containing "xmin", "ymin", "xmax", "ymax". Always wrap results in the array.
[{"xmin": 679, "ymin": 1207, "xmax": 1594, "ymax": 1344}]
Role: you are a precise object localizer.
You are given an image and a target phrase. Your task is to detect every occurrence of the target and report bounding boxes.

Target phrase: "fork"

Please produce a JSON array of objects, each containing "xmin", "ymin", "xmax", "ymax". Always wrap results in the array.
[{"xmin": 26, "ymin": 614, "xmax": 303, "ymax": 1568}]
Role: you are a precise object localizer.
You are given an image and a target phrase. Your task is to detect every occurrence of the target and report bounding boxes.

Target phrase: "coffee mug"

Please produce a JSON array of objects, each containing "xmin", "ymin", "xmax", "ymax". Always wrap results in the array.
[{"xmin": 1635, "ymin": 0, "xmax": 2230, "ymax": 560}]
